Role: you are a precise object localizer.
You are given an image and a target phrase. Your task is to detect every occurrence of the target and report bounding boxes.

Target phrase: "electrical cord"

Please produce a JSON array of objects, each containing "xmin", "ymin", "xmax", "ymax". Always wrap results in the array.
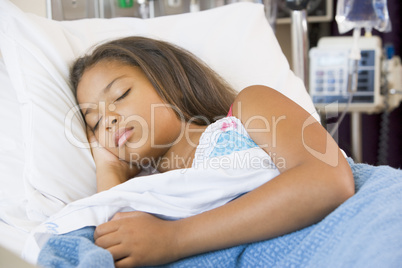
[{"xmin": 377, "ymin": 54, "xmax": 390, "ymax": 165}]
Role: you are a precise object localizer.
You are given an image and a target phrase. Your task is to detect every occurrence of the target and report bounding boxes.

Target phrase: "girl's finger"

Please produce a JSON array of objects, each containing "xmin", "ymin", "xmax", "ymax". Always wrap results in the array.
[
  {"xmin": 86, "ymin": 126, "xmax": 100, "ymax": 148},
  {"xmin": 114, "ymin": 256, "xmax": 136, "ymax": 268},
  {"xmin": 94, "ymin": 221, "xmax": 119, "ymax": 240},
  {"xmin": 111, "ymin": 211, "xmax": 140, "ymax": 221},
  {"xmin": 107, "ymin": 244, "xmax": 130, "ymax": 262},
  {"xmin": 86, "ymin": 126, "xmax": 95, "ymax": 141},
  {"xmin": 94, "ymin": 231, "xmax": 121, "ymax": 249}
]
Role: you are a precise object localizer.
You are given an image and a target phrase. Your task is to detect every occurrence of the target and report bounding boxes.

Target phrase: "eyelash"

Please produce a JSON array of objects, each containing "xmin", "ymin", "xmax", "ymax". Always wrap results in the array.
[
  {"xmin": 92, "ymin": 89, "xmax": 131, "ymax": 132},
  {"xmin": 116, "ymin": 88, "xmax": 131, "ymax": 102}
]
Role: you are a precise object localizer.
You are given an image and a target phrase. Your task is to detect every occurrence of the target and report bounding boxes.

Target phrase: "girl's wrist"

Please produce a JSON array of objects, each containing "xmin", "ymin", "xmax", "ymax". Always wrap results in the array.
[
  {"xmin": 170, "ymin": 218, "xmax": 196, "ymax": 262},
  {"xmin": 96, "ymin": 163, "xmax": 124, "ymax": 178},
  {"xmin": 95, "ymin": 164, "xmax": 131, "ymax": 191},
  {"xmin": 165, "ymin": 219, "xmax": 185, "ymax": 262},
  {"xmin": 97, "ymin": 161, "xmax": 139, "ymax": 179},
  {"xmin": 172, "ymin": 216, "xmax": 214, "ymax": 261}
]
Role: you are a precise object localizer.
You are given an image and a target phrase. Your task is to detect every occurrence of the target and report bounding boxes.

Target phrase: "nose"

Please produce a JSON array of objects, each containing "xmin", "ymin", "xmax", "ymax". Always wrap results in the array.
[{"xmin": 105, "ymin": 115, "xmax": 118, "ymax": 131}]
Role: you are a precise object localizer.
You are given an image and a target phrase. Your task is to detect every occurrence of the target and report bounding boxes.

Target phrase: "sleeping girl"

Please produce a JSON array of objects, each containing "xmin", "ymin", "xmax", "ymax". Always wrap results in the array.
[{"xmin": 32, "ymin": 36, "xmax": 354, "ymax": 268}]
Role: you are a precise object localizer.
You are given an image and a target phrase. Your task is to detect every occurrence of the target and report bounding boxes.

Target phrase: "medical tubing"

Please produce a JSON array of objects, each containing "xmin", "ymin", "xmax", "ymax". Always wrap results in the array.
[
  {"xmin": 330, "ymin": 29, "xmax": 361, "ymax": 137},
  {"xmin": 329, "ymin": 88, "xmax": 353, "ymax": 137}
]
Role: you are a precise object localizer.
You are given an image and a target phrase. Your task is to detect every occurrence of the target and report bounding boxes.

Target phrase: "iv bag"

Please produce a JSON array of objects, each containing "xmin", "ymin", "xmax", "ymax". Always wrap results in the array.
[{"xmin": 336, "ymin": 0, "xmax": 391, "ymax": 34}]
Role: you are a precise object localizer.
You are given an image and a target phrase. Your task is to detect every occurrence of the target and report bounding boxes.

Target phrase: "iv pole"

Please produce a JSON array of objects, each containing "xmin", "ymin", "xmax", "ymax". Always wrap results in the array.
[
  {"xmin": 286, "ymin": 0, "xmax": 310, "ymax": 91},
  {"xmin": 284, "ymin": 0, "xmax": 364, "ymax": 163}
]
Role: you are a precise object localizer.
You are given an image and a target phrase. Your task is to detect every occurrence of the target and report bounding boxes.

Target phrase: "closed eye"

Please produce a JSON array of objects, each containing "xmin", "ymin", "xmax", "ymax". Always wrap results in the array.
[
  {"xmin": 91, "ymin": 89, "xmax": 130, "ymax": 132},
  {"xmin": 115, "ymin": 89, "xmax": 131, "ymax": 102}
]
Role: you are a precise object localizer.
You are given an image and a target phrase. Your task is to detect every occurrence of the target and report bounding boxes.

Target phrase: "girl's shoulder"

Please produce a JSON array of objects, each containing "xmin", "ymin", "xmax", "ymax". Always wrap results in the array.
[{"xmin": 231, "ymin": 85, "xmax": 287, "ymax": 118}]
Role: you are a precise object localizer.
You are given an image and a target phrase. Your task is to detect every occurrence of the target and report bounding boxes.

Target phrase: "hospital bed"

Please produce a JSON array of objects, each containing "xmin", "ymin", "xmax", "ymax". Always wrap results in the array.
[{"xmin": 0, "ymin": 1, "xmax": 401, "ymax": 267}]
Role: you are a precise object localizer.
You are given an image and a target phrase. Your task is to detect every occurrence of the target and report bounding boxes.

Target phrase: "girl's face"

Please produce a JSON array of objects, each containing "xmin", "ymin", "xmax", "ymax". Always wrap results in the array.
[{"xmin": 76, "ymin": 60, "xmax": 183, "ymax": 164}]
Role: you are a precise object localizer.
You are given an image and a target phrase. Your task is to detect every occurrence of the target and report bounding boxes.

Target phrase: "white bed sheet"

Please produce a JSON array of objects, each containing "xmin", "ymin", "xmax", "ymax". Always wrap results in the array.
[
  {"xmin": 0, "ymin": 220, "xmax": 28, "ymax": 256},
  {"xmin": 0, "ymin": 243, "xmax": 36, "ymax": 268}
]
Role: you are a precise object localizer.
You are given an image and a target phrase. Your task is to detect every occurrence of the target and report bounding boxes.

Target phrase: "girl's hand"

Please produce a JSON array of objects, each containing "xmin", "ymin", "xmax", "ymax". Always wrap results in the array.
[
  {"xmin": 94, "ymin": 211, "xmax": 181, "ymax": 268},
  {"xmin": 86, "ymin": 126, "xmax": 140, "ymax": 191},
  {"xmin": 86, "ymin": 126, "xmax": 126, "ymax": 169}
]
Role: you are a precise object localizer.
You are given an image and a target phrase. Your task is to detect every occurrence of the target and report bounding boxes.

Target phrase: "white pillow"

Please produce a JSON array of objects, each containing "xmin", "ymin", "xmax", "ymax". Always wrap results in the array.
[
  {"xmin": 0, "ymin": 57, "xmax": 24, "ymax": 196},
  {"xmin": 0, "ymin": 1, "xmax": 319, "ymax": 221},
  {"xmin": 0, "ymin": 55, "xmax": 42, "ymax": 237},
  {"xmin": 0, "ymin": 57, "xmax": 26, "ymax": 221}
]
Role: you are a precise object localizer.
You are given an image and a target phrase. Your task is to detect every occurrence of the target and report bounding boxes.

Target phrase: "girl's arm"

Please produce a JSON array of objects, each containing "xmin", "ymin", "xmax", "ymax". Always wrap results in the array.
[
  {"xmin": 94, "ymin": 85, "xmax": 354, "ymax": 267},
  {"xmin": 173, "ymin": 85, "xmax": 355, "ymax": 257}
]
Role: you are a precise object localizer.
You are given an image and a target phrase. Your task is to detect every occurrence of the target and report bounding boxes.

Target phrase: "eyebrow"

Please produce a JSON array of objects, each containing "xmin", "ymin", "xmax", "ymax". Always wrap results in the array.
[{"xmin": 83, "ymin": 75, "xmax": 126, "ymax": 117}]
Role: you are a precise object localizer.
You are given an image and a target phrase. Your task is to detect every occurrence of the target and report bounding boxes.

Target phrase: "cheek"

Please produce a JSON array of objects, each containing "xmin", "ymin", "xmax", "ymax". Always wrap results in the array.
[{"xmin": 152, "ymin": 112, "xmax": 183, "ymax": 145}]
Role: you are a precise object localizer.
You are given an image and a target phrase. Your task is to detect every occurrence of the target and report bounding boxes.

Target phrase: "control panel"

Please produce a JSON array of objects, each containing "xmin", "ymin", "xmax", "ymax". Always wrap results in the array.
[{"xmin": 309, "ymin": 36, "xmax": 383, "ymax": 113}]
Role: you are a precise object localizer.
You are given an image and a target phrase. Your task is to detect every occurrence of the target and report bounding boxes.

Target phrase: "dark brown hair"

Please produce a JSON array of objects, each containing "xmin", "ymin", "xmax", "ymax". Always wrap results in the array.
[{"xmin": 70, "ymin": 36, "xmax": 237, "ymax": 125}]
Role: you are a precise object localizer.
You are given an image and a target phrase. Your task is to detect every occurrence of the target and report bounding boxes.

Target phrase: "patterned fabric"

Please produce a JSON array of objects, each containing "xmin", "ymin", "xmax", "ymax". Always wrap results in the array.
[
  {"xmin": 210, "ymin": 130, "xmax": 258, "ymax": 158},
  {"xmin": 192, "ymin": 116, "xmax": 265, "ymax": 165},
  {"xmin": 38, "ymin": 227, "xmax": 113, "ymax": 268},
  {"xmin": 208, "ymin": 108, "xmax": 258, "ymax": 158}
]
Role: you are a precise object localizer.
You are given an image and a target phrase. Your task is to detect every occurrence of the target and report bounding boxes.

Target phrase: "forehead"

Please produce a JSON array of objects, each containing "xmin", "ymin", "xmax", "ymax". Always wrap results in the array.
[{"xmin": 76, "ymin": 61, "xmax": 138, "ymax": 104}]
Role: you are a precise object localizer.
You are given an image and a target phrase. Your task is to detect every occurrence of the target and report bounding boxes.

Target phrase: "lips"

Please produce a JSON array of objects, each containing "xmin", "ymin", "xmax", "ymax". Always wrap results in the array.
[{"xmin": 114, "ymin": 127, "xmax": 134, "ymax": 147}]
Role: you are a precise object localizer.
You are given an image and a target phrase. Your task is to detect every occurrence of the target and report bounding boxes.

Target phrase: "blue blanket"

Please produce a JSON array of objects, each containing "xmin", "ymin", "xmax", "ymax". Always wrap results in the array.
[{"xmin": 38, "ymin": 159, "xmax": 402, "ymax": 267}]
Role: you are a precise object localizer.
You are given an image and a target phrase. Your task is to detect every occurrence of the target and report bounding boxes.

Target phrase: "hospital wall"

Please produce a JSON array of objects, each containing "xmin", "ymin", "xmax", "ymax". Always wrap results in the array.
[{"xmin": 10, "ymin": 0, "xmax": 47, "ymax": 17}]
